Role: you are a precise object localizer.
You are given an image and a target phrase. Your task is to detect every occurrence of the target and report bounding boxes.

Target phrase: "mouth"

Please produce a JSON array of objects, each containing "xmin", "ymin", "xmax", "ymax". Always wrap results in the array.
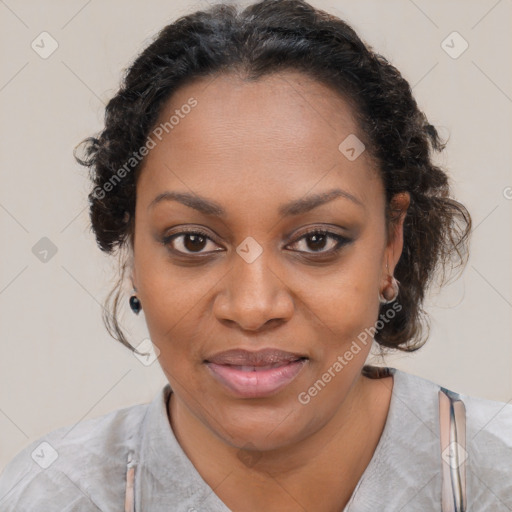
[{"xmin": 204, "ymin": 348, "xmax": 309, "ymax": 398}]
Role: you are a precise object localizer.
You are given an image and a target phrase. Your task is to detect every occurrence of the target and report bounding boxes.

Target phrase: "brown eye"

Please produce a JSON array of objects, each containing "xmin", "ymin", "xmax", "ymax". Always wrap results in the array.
[
  {"xmin": 288, "ymin": 229, "xmax": 350, "ymax": 255},
  {"xmin": 163, "ymin": 230, "xmax": 222, "ymax": 255},
  {"xmin": 304, "ymin": 232, "xmax": 330, "ymax": 251},
  {"xmin": 182, "ymin": 233, "xmax": 207, "ymax": 252}
]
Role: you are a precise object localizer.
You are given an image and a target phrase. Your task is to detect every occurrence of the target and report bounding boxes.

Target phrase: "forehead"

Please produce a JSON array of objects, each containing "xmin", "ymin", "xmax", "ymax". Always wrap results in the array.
[{"xmin": 137, "ymin": 71, "xmax": 382, "ymax": 214}]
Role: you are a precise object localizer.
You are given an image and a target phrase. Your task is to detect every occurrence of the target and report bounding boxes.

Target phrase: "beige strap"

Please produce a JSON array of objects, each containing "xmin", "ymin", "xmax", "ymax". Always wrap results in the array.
[
  {"xmin": 124, "ymin": 451, "xmax": 136, "ymax": 512},
  {"xmin": 439, "ymin": 387, "xmax": 467, "ymax": 511}
]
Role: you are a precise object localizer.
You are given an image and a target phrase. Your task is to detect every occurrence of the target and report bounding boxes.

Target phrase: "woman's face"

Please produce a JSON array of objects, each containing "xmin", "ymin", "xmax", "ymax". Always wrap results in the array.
[{"xmin": 131, "ymin": 71, "xmax": 408, "ymax": 450}]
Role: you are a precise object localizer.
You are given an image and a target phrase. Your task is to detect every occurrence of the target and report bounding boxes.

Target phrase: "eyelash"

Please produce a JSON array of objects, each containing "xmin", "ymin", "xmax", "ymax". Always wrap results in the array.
[{"xmin": 161, "ymin": 227, "xmax": 351, "ymax": 258}]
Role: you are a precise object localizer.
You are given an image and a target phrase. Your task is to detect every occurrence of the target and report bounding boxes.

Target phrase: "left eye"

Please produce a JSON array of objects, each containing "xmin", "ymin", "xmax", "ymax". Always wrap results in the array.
[{"xmin": 288, "ymin": 230, "xmax": 350, "ymax": 254}]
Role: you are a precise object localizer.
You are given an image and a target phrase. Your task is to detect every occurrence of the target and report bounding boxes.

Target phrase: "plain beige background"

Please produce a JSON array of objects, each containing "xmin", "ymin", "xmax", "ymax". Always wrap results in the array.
[{"xmin": 0, "ymin": 0, "xmax": 511, "ymax": 472}]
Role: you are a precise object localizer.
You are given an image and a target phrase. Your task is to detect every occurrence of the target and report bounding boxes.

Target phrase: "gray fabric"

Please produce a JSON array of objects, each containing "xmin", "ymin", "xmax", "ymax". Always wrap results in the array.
[{"xmin": 1, "ymin": 367, "xmax": 510, "ymax": 511}]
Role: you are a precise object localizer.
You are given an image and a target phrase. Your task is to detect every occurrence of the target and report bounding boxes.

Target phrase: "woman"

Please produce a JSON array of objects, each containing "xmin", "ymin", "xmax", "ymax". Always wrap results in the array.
[{"xmin": 0, "ymin": 0, "xmax": 510, "ymax": 510}]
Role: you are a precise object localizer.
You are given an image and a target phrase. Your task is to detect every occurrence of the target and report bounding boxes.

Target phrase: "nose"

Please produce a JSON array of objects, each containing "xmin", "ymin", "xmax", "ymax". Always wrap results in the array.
[{"xmin": 213, "ymin": 248, "xmax": 294, "ymax": 332}]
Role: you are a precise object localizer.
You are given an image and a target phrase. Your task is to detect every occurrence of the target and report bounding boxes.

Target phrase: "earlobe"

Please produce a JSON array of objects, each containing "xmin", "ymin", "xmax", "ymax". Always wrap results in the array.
[{"xmin": 378, "ymin": 271, "xmax": 400, "ymax": 304}]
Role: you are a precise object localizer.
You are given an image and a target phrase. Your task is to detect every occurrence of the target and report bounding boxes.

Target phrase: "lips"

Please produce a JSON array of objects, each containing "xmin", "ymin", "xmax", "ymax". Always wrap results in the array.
[
  {"xmin": 204, "ymin": 348, "xmax": 307, "ymax": 367},
  {"xmin": 204, "ymin": 348, "xmax": 308, "ymax": 398}
]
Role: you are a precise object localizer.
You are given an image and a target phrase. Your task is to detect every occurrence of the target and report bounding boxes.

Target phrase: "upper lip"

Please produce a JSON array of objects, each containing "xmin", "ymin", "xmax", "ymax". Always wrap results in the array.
[{"xmin": 204, "ymin": 348, "xmax": 308, "ymax": 367}]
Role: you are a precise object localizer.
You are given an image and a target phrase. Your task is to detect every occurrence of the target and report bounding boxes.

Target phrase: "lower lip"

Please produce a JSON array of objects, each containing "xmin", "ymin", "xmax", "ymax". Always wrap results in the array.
[{"xmin": 205, "ymin": 359, "xmax": 307, "ymax": 398}]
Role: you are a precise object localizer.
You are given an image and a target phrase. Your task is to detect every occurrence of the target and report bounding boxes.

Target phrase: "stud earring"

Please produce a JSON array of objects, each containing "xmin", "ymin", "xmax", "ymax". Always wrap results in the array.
[
  {"xmin": 378, "ymin": 275, "xmax": 400, "ymax": 304},
  {"xmin": 129, "ymin": 292, "xmax": 142, "ymax": 315}
]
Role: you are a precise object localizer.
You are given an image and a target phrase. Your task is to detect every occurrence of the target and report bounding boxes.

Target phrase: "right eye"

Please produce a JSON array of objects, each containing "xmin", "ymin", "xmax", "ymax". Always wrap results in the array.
[{"xmin": 162, "ymin": 229, "xmax": 224, "ymax": 256}]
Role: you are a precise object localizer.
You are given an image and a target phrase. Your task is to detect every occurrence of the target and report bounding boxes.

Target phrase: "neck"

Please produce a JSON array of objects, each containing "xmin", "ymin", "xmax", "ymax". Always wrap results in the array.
[{"xmin": 167, "ymin": 373, "xmax": 393, "ymax": 511}]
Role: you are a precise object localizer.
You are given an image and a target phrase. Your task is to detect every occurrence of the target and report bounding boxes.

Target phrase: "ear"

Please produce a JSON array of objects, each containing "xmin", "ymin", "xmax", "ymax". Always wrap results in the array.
[{"xmin": 384, "ymin": 191, "xmax": 410, "ymax": 275}]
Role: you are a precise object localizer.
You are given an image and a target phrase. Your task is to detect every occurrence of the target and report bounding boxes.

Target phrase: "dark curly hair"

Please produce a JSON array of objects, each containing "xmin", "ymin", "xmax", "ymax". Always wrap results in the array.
[{"xmin": 75, "ymin": 0, "xmax": 471, "ymax": 378}]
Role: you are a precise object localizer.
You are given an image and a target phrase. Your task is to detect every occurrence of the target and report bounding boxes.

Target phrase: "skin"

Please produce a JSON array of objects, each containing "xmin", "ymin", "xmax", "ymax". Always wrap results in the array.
[{"xmin": 131, "ymin": 71, "xmax": 410, "ymax": 511}]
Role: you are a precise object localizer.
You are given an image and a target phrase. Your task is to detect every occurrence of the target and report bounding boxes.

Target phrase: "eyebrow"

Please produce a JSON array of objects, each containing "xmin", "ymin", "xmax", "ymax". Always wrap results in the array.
[{"xmin": 148, "ymin": 188, "xmax": 364, "ymax": 217}]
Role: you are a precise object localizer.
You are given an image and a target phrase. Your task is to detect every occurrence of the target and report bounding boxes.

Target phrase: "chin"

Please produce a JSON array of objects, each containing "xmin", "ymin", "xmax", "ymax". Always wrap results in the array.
[{"xmin": 206, "ymin": 396, "xmax": 318, "ymax": 451}]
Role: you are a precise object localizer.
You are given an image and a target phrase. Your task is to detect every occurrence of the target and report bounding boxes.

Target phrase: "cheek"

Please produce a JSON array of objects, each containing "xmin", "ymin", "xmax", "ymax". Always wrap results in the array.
[
  {"xmin": 299, "ymin": 256, "xmax": 384, "ymax": 369},
  {"xmin": 311, "ymin": 253, "xmax": 381, "ymax": 319},
  {"xmin": 132, "ymin": 233, "xmax": 199, "ymax": 348},
  {"xmin": 137, "ymin": 274, "xmax": 208, "ymax": 360}
]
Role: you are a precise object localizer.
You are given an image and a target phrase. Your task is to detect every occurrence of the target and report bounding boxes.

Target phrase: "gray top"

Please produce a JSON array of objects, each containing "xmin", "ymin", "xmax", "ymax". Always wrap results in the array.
[{"xmin": 0, "ymin": 367, "xmax": 511, "ymax": 511}]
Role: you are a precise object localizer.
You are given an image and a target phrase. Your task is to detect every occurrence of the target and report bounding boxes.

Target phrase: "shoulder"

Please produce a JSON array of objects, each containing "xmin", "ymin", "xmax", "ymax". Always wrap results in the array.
[
  {"xmin": 393, "ymin": 367, "xmax": 511, "ymax": 446},
  {"xmin": 456, "ymin": 389, "xmax": 512, "ymax": 508},
  {"xmin": 0, "ymin": 398, "xmax": 151, "ymax": 511},
  {"xmin": 391, "ymin": 368, "xmax": 512, "ymax": 506}
]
